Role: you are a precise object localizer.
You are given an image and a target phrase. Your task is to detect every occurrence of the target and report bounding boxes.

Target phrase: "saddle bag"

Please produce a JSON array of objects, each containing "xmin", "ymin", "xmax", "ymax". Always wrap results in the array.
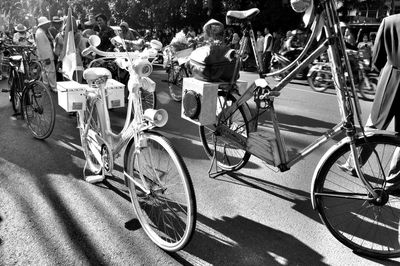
[{"xmin": 189, "ymin": 44, "xmax": 238, "ymax": 82}]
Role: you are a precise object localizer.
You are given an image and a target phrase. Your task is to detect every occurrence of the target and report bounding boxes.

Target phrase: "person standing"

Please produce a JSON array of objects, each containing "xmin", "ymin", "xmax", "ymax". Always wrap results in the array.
[
  {"xmin": 256, "ymin": 30, "xmax": 265, "ymax": 72},
  {"xmin": 95, "ymin": 13, "xmax": 115, "ymax": 52},
  {"xmin": 35, "ymin": 17, "xmax": 56, "ymax": 92},
  {"xmin": 263, "ymin": 27, "xmax": 273, "ymax": 73},
  {"xmin": 339, "ymin": 14, "xmax": 400, "ymax": 191}
]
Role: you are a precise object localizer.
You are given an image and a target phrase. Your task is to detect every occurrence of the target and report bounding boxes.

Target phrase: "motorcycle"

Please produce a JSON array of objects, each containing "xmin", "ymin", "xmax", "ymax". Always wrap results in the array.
[{"xmin": 307, "ymin": 50, "xmax": 378, "ymax": 101}]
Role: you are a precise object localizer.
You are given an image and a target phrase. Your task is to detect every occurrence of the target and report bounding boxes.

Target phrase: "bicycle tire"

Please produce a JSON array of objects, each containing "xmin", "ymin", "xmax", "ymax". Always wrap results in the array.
[
  {"xmin": 10, "ymin": 70, "xmax": 23, "ymax": 113},
  {"xmin": 125, "ymin": 132, "xmax": 196, "ymax": 252},
  {"xmin": 77, "ymin": 103, "xmax": 102, "ymax": 174},
  {"xmin": 199, "ymin": 91, "xmax": 253, "ymax": 171},
  {"xmin": 168, "ymin": 63, "xmax": 187, "ymax": 102},
  {"xmin": 313, "ymin": 134, "xmax": 400, "ymax": 258},
  {"xmin": 22, "ymin": 81, "xmax": 55, "ymax": 140},
  {"xmin": 358, "ymin": 76, "xmax": 377, "ymax": 101},
  {"xmin": 307, "ymin": 71, "xmax": 331, "ymax": 92}
]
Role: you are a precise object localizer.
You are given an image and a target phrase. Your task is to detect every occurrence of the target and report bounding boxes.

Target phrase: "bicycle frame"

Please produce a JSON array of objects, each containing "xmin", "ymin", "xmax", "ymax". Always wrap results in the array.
[
  {"xmin": 78, "ymin": 42, "xmax": 166, "ymax": 192},
  {"xmin": 218, "ymin": 0, "xmax": 379, "ymax": 197}
]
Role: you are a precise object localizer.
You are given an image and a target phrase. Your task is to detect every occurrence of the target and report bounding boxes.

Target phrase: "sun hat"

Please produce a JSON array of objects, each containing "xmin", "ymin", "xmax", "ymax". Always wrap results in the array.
[
  {"xmin": 37, "ymin": 16, "xmax": 51, "ymax": 27},
  {"xmin": 120, "ymin": 21, "xmax": 129, "ymax": 28},
  {"xmin": 52, "ymin": 16, "xmax": 63, "ymax": 23},
  {"xmin": 15, "ymin": 24, "xmax": 27, "ymax": 32}
]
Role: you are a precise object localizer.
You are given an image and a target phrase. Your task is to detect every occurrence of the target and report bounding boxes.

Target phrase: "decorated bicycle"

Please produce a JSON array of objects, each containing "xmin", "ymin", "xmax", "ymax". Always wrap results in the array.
[{"xmin": 180, "ymin": 0, "xmax": 400, "ymax": 259}]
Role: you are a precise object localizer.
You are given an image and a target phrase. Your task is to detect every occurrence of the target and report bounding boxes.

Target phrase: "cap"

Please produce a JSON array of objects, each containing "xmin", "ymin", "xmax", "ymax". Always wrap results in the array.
[
  {"xmin": 120, "ymin": 21, "xmax": 129, "ymax": 28},
  {"xmin": 52, "ymin": 16, "xmax": 63, "ymax": 23}
]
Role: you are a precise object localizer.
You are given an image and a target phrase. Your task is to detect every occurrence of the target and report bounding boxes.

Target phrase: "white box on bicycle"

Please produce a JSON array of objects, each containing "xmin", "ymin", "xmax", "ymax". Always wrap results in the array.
[
  {"xmin": 105, "ymin": 78, "xmax": 125, "ymax": 109},
  {"xmin": 57, "ymin": 81, "xmax": 88, "ymax": 112},
  {"xmin": 181, "ymin": 77, "xmax": 218, "ymax": 126},
  {"xmin": 181, "ymin": 78, "xmax": 248, "ymax": 126}
]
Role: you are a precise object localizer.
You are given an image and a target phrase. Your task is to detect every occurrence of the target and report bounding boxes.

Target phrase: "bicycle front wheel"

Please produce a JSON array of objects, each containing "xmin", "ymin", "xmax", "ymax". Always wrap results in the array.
[
  {"xmin": 168, "ymin": 63, "xmax": 187, "ymax": 102},
  {"xmin": 313, "ymin": 134, "xmax": 400, "ymax": 258},
  {"xmin": 22, "ymin": 81, "xmax": 55, "ymax": 139},
  {"xmin": 125, "ymin": 132, "xmax": 196, "ymax": 252},
  {"xmin": 10, "ymin": 71, "xmax": 23, "ymax": 113},
  {"xmin": 199, "ymin": 91, "xmax": 253, "ymax": 171},
  {"xmin": 77, "ymin": 103, "xmax": 102, "ymax": 174}
]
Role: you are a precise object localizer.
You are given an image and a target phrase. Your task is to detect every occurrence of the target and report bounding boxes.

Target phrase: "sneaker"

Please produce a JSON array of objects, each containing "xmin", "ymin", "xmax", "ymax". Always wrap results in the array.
[{"xmin": 337, "ymin": 162, "xmax": 357, "ymax": 177}]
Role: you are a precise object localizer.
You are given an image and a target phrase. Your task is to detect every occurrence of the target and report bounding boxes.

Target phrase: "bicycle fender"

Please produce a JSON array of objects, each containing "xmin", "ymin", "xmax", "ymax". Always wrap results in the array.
[
  {"xmin": 123, "ymin": 130, "xmax": 163, "ymax": 186},
  {"xmin": 310, "ymin": 130, "xmax": 398, "ymax": 210}
]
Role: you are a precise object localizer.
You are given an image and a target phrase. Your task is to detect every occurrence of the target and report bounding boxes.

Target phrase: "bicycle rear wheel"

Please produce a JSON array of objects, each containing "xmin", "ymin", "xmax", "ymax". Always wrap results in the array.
[
  {"xmin": 77, "ymin": 103, "xmax": 102, "ymax": 174},
  {"xmin": 168, "ymin": 63, "xmax": 187, "ymax": 102},
  {"xmin": 199, "ymin": 91, "xmax": 253, "ymax": 171},
  {"xmin": 313, "ymin": 134, "xmax": 400, "ymax": 258},
  {"xmin": 22, "ymin": 81, "xmax": 55, "ymax": 139},
  {"xmin": 125, "ymin": 132, "xmax": 196, "ymax": 252}
]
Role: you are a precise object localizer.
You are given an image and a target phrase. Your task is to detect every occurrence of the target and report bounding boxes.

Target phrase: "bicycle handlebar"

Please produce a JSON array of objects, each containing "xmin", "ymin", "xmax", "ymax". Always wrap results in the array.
[{"xmin": 82, "ymin": 45, "xmax": 148, "ymax": 60}]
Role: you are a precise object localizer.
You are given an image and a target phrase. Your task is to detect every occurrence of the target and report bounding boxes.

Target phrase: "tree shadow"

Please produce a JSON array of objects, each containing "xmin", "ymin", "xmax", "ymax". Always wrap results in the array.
[{"xmin": 173, "ymin": 214, "xmax": 328, "ymax": 266}]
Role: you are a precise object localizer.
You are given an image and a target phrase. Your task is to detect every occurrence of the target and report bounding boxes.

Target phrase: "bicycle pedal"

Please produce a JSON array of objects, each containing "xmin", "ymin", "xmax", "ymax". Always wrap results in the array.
[{"xmin": 84, "ymin": 175, "xmax": 105, "ymax": 183}]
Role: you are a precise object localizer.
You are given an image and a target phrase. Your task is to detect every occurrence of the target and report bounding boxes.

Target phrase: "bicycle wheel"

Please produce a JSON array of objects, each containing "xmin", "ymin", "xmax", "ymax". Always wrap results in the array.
[
  {"xmin": 9, "ymin": 70, "xmax": 23, "ymax": 113},
  {"xmin": 199, "ymin": 91, "xmax": 253, "ymax": 171},
  {"xmin": 307, "ymin": 71, "xmax": 331, "ymax": 92},
  {"xmin": 358, "ymin": 76, "xmax": 377, "ymax": 101},
  {"xmin": 77, "ymin": 103, "xmax": 102, "ymax": 174},
  {"xmin": 313, "ymin": 134, "xmax": 400, "ymax": 258},
  {"xmin": 125, "ymin": 132, "xmax": 196, "ymax": 252},
  {"xmin": 22, "ymin": 81, "xmax": 55, "ymax": 139},
  {"xmin": 168, "ymin": 63, "xmax": 187, "ymax": 102}
]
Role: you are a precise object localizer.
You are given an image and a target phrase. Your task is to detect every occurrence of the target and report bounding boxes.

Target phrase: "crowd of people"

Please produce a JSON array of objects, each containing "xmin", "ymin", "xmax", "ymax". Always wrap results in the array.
[{"xmin": 0, "ymin": 11, "xmax": 379, "ymax": 86}]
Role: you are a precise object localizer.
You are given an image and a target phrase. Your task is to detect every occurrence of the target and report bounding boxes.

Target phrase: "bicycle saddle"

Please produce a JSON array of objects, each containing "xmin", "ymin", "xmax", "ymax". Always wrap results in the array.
[
  {"xmin": 226, "ymin": 8, "xmax": 260, "ymax": 23},
  {"xmin": 83, "ymin": 67, "xmax": 112, "ymax": 84}
]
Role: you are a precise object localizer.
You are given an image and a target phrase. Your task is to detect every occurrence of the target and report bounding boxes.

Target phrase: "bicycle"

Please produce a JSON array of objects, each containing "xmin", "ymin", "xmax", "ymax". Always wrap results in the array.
[
  {"xmin": 4, "ymin": 44, "xmax": 55, "ymax": 140},
  {"xmin": 163, "ymin": 45, "xmax": 193, "ymax": 102},
  {"xmin": 87, "ymin": 41, "xmax": 159, "ymax": 111},
  {"xmin": 182, "ymin": 1, "xmax": 400, "ymax": 258},
  {"xmin": 77, "ymin": 35, "xmax": 196, "ymax": 252}
]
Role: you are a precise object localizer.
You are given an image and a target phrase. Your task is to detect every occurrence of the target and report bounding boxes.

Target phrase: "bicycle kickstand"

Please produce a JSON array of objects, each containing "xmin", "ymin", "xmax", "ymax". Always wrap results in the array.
[
  {"xmin": 207, "ymin": 145, "xmax": 230, "ymax": 179},
  {"xmin": 83, "ymin": 161, "xmax": 105, "ymax": 183}
]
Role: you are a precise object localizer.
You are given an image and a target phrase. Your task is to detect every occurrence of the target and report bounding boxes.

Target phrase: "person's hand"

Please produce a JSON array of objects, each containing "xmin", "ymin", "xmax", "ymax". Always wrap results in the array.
[{"xmin": 44, "ymin": 58, "xmax": 51, "ymax": 65}]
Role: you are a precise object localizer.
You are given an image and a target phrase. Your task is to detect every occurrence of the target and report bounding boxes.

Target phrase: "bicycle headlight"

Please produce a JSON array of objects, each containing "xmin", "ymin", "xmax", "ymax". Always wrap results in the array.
[
  {"xmin": 134, "ymin": 59, "xmax": 153, "ymax": 77},
  {"xmin": 140, "ymin": 77, "xmax": 156, "ymax": 93}
]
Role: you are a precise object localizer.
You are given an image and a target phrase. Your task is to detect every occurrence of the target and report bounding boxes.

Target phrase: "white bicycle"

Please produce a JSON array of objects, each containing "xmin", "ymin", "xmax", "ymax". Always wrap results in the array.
[{"xmin": 77, "ymin": 35, "xmax": 196, "ymax": 251}]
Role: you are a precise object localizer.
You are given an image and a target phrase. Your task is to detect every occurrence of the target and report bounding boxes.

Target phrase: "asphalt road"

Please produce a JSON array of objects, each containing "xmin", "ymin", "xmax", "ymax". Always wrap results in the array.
[{"xmin": 1, "ymin": 69, "xmax": 400, "ymax": 266}]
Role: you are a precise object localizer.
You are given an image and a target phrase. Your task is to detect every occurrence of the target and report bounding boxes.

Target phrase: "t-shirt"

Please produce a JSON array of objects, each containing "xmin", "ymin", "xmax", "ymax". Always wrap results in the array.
[{"xmin": 97, "ymin": 26, "xmax": 116, "ymax": 51}]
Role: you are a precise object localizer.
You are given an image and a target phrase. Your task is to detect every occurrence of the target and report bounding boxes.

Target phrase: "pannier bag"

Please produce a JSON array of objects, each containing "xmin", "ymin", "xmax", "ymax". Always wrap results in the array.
[{"xmin": 189, "ymin": 44, "xmax": 238, "ymax": 82}]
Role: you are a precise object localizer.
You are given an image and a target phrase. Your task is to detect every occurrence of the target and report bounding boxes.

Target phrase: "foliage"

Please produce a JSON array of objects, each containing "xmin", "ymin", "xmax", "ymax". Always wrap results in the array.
[{"xmin": 0, "ymin": 0, "xmax": 391, "ymax": 34}]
